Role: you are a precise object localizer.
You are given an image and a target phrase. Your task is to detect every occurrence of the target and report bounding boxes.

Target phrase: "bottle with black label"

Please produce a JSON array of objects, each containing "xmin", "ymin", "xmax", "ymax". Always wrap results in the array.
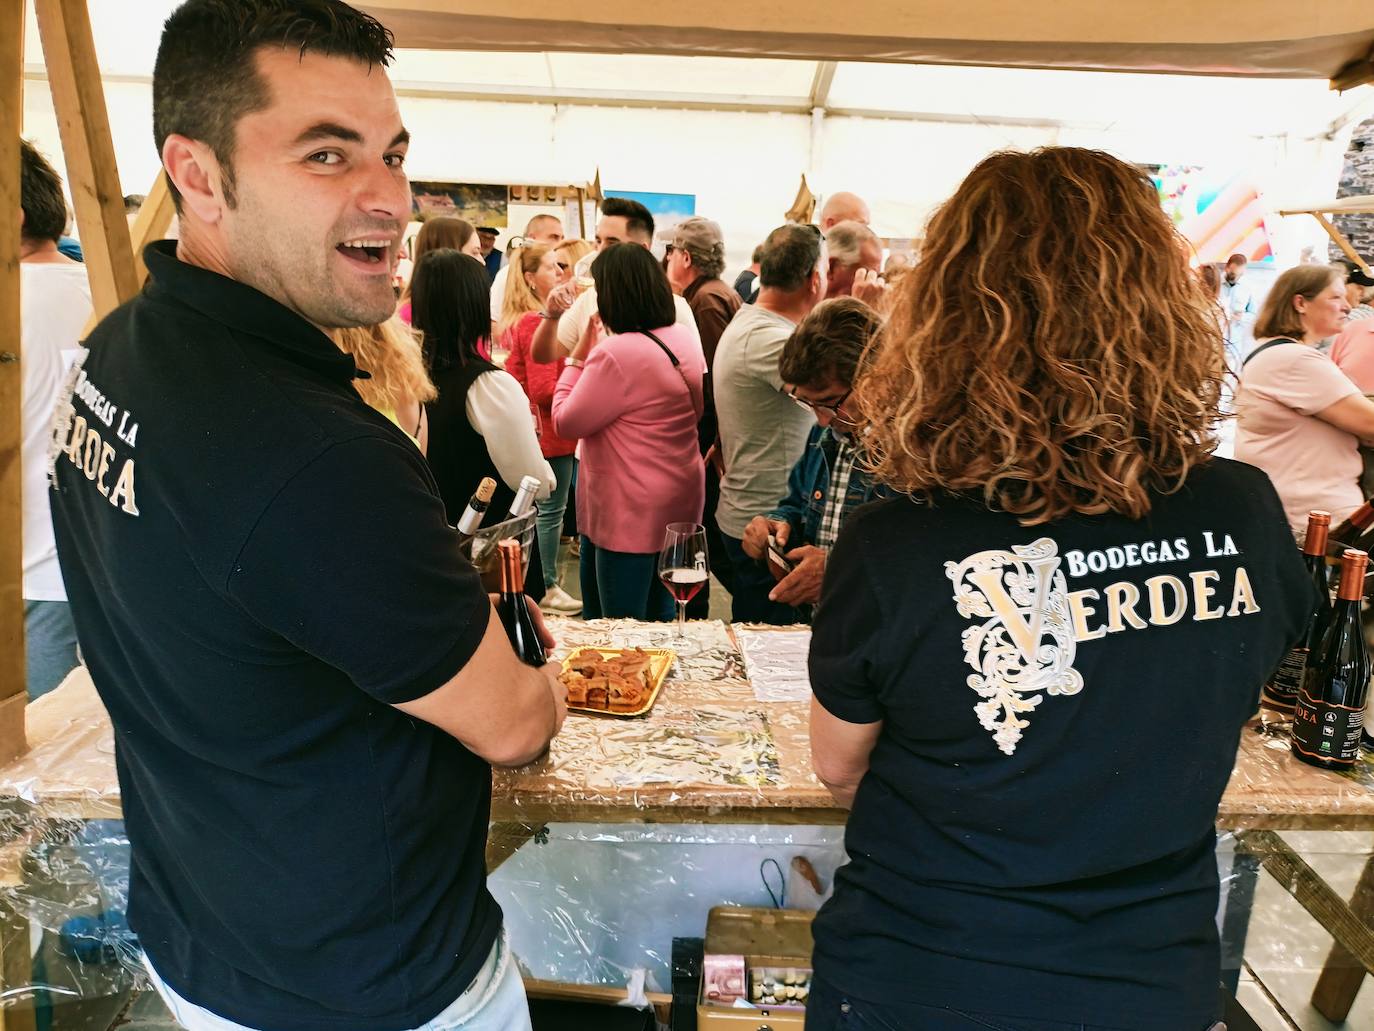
[
  {"xmin": 496, "ymin": 539, "xmax": 546, "ymax": 667},
  {"xmin": 1292, "ymin": 548, "xmax": 1370, "ymax": 770},
  {"xmin": 1262, "ymin": 511, "xmax": 1332, "ymax": 712}
]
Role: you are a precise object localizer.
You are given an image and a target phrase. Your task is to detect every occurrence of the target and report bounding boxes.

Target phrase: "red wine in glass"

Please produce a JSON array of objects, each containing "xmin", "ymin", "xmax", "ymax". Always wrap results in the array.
[
  {"xmin": 661, "ymin": 567, "xmax": 708, "ymax": 604},
  {"xmin": 658, "ymin": 523, "xmax": 709, "ymax": 638}
]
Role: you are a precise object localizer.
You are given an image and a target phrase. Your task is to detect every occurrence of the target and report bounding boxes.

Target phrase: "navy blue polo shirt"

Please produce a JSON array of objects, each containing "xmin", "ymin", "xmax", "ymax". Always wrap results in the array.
[{"xmin": 50, "ymin": 241, "xmax": 499, "ymax": 1031}]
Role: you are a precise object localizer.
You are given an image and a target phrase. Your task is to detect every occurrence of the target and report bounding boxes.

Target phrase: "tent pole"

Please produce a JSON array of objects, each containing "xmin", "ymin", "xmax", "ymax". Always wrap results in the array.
[
  {"xmin": 1, "ymin": 0, "xmax": 30, "ymax": 756},
  {"xmin": 1313, "ymin": 212, "xmax": 1372, "ymax": 274}
]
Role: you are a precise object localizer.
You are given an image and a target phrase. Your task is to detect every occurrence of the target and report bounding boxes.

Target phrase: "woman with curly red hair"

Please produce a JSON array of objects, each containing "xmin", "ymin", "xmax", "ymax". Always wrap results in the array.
[{"xmin": 805, "ymin": 148, "xmax": 1312, "ymax": 1030}]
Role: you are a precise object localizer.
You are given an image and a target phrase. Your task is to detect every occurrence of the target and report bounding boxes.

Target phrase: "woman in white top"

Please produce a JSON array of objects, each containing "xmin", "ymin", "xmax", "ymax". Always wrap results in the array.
[
  {"xmin": 1235, "ymin": 264, "xmax": 1374, "ymax": 536},
  {"xmin": 411, "ymin": 248, "xmax": 554, "ymax": 591}
]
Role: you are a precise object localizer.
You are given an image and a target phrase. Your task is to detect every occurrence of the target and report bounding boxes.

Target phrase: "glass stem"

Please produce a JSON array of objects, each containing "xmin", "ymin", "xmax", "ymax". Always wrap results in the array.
[{"xmin": 676, "ymin": 600, "xmax": 687, "ymax": 636}]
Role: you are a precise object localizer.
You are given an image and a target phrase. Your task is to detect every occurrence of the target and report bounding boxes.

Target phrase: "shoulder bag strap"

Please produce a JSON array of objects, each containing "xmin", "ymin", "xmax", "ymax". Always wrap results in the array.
[
  {"xmin": 641, "ymin": 329, "xmax": 704, "ymax": 421},
  {"xmin": 1241, "ymin": 337, "xmax": 1300, "ymax": 369}
]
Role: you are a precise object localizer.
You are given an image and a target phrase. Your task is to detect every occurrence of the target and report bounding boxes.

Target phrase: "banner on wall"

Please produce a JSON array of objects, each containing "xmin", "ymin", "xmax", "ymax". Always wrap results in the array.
[{"xmin": 1146, "ymin": 165, "xmax": 1274, "ymax": 265}]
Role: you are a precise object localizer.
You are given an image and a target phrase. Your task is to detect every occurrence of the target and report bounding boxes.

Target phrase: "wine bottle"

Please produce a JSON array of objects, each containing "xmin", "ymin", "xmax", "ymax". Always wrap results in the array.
[
  {"xmin": 1261, "ymin": 511, "xmax": 1332, "ymax": 712},
  {"xmin": 455, "ymin": 477, "xmax": 497, "ymax": 536},
  {"xmin": 1331, "ymin": 498, "xmax": 1374, "ymax": 545},
  {"xmin": 496, "ymin": 539, "xmax": 546, "ymax": 667},
  {"xmin": 507, "ymin": 475, "xmax": 542, "ymax": 519},
  {"xmin": 1292, "ymin": 549, "xmax": 1371, "ymax": 770}
]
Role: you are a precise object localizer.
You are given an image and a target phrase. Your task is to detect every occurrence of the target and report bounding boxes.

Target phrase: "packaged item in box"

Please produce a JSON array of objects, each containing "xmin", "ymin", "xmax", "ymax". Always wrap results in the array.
[{"xmin": 701, "ymin": 953, "xmax": 746, "ymax": 1004}]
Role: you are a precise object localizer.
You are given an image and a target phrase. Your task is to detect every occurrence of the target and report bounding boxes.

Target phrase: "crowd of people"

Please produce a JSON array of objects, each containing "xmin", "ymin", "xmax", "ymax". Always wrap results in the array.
[{"xmin": 15, "ymin": 0, "xmax": 1370, "ymax": 1029}]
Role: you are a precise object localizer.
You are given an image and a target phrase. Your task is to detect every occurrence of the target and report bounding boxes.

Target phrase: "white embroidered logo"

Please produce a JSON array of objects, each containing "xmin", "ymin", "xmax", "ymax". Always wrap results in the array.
[{"xmin": 945, "ymin": 538, "xmax": 1083, "ymax": 755}]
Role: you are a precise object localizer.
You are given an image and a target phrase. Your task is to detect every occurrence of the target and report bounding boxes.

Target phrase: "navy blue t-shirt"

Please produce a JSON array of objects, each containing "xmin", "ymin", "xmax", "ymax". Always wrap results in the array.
[
  {"xmin": 809, "ymin": 461, "xmax": 1311, "ymax": 1029},
  {"xmin": 50, "ymin": 242, "xmax": 499, "ymax": 1031}
]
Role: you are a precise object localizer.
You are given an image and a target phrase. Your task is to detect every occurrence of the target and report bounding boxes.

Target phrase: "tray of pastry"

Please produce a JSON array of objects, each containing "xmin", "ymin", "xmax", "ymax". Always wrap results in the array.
[{"xmin": 559, "ymin": 646, "xmax": 675, "ymax": 718}]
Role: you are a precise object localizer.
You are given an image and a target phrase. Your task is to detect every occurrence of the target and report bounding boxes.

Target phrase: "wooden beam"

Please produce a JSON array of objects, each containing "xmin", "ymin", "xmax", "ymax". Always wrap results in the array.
[
  {"xmin": 1311, "ymin": 850, "xmax": 1374, "ymax": 1021},
  {"xmin": 128, "ymin": 172, "xmax": 174, "ymax": 289},
  {"xmin": 809, "ymin": 61, "xmax": 837, "ymax": 109},
  {"xmin": 34, "ymin": 0, "xmax": 138, "ymax": 321},
  {"xmin": 1, "ymin": 0, "xmax": 28, "ymax": 742},
  {"xmin": 1313, "ymin": 212, "xmax": 1373, "ymax": 274}
]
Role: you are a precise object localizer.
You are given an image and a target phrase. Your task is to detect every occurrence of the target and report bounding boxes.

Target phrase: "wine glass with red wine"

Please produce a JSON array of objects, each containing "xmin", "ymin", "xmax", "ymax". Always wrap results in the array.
[{"xmin": 659, "ymin": 522, "xmax": 709, "ymax": 641}]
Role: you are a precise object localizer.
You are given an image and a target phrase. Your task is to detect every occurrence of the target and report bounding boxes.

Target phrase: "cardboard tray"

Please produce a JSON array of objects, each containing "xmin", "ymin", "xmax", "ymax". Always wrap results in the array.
[{"xmin": 560, "ymin": 647, "xmax": 675, "ymax": 718}]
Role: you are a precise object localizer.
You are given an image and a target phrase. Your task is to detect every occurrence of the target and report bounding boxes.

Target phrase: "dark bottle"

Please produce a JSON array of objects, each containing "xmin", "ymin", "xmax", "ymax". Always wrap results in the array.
[
  {"xmin": 1331, "ymin": 499, "xmax": 1374, "ymax": 545},
  {"xmin": 1262, "ymin": 511, "xmax": 1332, "ymax": 712},
  {"xmin": 1292, "ymin": 548, "xmax": 1371, "ymax": 770},
  {"xmin": 496, "ymin": 539, "xmax": 546, "ymax": 667}
]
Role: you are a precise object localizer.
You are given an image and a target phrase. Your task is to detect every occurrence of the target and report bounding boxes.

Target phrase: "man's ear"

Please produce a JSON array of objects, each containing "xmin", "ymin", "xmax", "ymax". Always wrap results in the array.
[{"xmin": 161, "ymin": 134, "xmax": 229, "ymax": 225}]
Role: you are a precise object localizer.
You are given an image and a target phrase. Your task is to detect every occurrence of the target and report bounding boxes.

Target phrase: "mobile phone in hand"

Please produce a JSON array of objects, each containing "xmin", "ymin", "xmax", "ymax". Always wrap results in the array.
[{"xmin": 766, "ymin": 534, "xmax": 794, "ymax": 579}]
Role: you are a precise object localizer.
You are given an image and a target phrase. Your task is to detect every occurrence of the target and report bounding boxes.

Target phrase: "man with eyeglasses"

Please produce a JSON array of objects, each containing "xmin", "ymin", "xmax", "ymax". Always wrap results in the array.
[{"xmin": 740, "ymin": 298, "xmax": 888, "ymax": 617}]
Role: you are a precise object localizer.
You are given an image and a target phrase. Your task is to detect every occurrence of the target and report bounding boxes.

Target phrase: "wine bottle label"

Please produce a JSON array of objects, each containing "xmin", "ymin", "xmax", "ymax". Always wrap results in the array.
[
  {"xmin": 1293, "ymin": 689, "xmax": 1365, "ymax": 765},
  {"xmin": 1265, "ymin": 647, "xmax": 1307, "ymax": 701}
]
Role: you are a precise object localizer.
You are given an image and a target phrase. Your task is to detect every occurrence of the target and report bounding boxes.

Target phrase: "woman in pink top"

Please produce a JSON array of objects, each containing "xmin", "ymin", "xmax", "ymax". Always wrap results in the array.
[
  {"xmin": 553, "ymin": 244, "xmax": 706, "ymax": 620},
  {"xmin": 1235, "ymin": 264, "xmax": 1374, "ymax": 536}
]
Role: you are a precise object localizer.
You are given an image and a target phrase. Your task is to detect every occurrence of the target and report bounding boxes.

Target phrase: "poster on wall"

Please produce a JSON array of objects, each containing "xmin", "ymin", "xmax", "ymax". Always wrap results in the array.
[
  {"xmin": 1145, "ymin": 165, "xmax": 1273, "ymax": 265},
  {"xmin": 410, "ymin": 181, "xmax": 509, "ymax": 227},
  {"xmin": 604, "ymin": 190, "xmax": 697, "ymax": 252}
]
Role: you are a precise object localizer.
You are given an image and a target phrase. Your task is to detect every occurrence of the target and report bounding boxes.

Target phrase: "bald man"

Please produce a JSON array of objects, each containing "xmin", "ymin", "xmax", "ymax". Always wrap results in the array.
[{"xmin": 819, "ymin": 191, "xmax": 871, "ymax": 231}]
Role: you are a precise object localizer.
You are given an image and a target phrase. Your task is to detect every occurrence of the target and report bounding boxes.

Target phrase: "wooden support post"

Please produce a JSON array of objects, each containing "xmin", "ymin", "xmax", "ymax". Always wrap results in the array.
[
  {"xmin": 128, "ymin": 172, "xmax": 174, "ymax": 290},
  {"xmin": 1313, "ymin": 212, "xmax": 1372, "ymax": 275},
  {"xmin": 1311, "ymin": 850, "xmax": 1374, "ymax": 1022},
  {"xmin": 34, "ymin": 0, "xmax": 138, "ymax": 321},
  {"xmin": 0, "ymin": 0, "xmax": 30, "ymax": 761}
]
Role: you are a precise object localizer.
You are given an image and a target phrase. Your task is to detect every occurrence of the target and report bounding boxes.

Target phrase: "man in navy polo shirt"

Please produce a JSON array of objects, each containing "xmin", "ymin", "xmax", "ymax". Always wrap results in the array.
[{"xmin": 49, "ymin": 3, "xmax": 564, "ymax": 1029}]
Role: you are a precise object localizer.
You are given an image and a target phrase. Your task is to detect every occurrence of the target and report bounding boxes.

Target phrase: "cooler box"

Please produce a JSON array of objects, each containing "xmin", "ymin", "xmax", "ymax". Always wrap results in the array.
[{"xmin": 696, "ymin": 907, "xmax": 813, "ymax": 1030}]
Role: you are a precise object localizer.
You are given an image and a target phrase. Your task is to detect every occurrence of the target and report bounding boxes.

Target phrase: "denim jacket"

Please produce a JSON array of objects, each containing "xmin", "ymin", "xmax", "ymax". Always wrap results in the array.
[{"xmin": 767, "ymin": 424, "xmax": 888, "ymax": 548}]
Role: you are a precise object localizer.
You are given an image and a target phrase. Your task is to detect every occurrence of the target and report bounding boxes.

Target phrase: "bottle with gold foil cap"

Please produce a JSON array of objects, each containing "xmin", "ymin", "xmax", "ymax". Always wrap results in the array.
[{"xmin": 1292, "ymin": 548, "xmax": 1370, "ymax": 769}]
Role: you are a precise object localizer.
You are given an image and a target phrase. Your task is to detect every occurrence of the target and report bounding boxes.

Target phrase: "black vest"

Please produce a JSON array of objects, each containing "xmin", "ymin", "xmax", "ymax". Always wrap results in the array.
[{"xmin": 424, "ymin": 358, "xmax": 515, "ymax": 527}]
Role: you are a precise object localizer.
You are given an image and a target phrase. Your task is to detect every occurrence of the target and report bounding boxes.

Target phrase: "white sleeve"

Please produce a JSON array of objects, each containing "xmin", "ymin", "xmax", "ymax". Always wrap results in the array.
[
  {"xmin": 464, "ymin": 370, "xmax": 556, "ymax": 499},
  {"xmin": 489, "ymin": 266, "xmax": 509, "ymax": 323},
  {"xmin": 557, "ymin": 288, "xmax": 595, "ymax": 353},
  {"xmin": 673, "ymin": 294, "xmax": 703, "ymax": 352}
]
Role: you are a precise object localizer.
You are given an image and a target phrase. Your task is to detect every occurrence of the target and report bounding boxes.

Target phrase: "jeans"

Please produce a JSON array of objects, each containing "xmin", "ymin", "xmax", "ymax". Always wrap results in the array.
[
  {"xmin": 142, "ymin": 931, "xmax": 531, "ymax": 1031},
  {"xmin": 721, "ymin": 534, "xmax": 802, "ymax": 625},
  {"xmin": 805, "ymin": 975, "xmax": 1223, "ymax": 1031},
  {"xmin": 537, "ymin": 455, "xmax": 575, "ymax": 592},
  {"xmin": 579, "ymin": 537, "xmax": 674, "ymax": 621},
  {"xmin": 24, "ymin": 600, "xmax": 80, "ymax": 701}
]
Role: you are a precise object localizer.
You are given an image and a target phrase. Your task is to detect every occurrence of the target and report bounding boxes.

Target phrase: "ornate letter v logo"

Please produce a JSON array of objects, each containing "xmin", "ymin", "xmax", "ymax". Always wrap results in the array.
[{"xmin": 965, "ymin": 554, "xmax": 1060, "ymax": 664}]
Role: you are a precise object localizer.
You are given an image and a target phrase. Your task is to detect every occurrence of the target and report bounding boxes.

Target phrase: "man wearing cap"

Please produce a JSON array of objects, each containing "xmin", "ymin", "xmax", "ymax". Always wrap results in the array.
[
  {"xmin": 476, "ymin": 226, "xmax": 501, "ymax": 284},
  {"xmin": 1346, "ymin": 266, "xmax": 1374, "ymax": 322},
  {"xmin": 666, "ymin": 216, "xmax": 742, "ymax": 612}
]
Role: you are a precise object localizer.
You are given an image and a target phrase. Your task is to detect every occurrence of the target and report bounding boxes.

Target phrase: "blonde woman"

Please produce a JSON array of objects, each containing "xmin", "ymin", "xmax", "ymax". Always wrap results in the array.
[
  {"xmin": 553, "ymin": 238, "xmax": 594, "ymax": 287},
  {"xmin": 501, "ymin": 243, "xmax": 581, "ymax": 614},
  {"xmin": 332, "ymin": 317, "xmax": 437, "ymax": 453},
  {"xmin": 804, "ymin": 148, "xmax": 1311, "ymax": 1030}
]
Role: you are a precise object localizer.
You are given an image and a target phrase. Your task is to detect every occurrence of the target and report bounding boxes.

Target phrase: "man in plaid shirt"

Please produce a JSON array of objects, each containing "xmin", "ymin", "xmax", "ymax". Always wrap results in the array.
[{"xmin": 740, "ymin": 298, "xmax": 888, "ymax": 621}]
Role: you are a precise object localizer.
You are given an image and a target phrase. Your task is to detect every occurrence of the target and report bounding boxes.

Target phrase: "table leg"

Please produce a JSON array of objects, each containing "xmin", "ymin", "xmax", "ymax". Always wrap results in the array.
[
  {"xmin": 1311, "ymin": 848, "xmax": 1374, "ymax": 1022},
  {"xmin": 486, "ymin": 822, "xmax": 544, "ymax": 874},
  {"xmin": 1220, "ymin": 843, "xmax": 1262, "ymax": 994},
  {"xmin": 0, "ymin": 904, "xmax": 38, "ymax": 1031}
]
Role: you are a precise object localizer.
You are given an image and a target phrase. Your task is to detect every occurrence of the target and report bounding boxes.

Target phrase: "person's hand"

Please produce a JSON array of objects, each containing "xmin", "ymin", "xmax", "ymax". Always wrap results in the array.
[
  {"xmin": 769, "ymin": 545, "xmax": 827, "ymax": 606},
  {"xmin": 544, "ymin": 281, "xmax": 577, "ymax": 317},
  {"xmin": 851, "ymin": 268, "xmax": 888, "ymax": 309},
  {"xmin": 539, "ymin": 661, "xmax": 568, "ymax": 738},
  {"xmin": 572, "ymin": 313, "xmax": 602, "ymax": 362},
  {"xmin": 705, "ymin": 442, "xmax": 725, "ymax": 477},
  {"xmin": 742, "ymin": 516, "xmax": 788, "ymax": 560}
]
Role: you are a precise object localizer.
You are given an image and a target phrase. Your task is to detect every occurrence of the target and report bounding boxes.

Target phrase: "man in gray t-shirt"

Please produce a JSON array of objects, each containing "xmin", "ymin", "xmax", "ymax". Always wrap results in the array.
[{"xmin": 714, "ymin": 224, "xmax": 826, "ymax": 623}]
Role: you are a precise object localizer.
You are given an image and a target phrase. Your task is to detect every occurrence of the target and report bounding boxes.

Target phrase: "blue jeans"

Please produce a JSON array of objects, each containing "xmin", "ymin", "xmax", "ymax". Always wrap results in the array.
[
  {"xmin": 537, "ymin": 455, "xmax": 575, "ymax": 592},
  {"xmin": 579, "ymin": 537, "xmax": 673, "ymax": 621},
  {"xmin": 721, "ymin": 534, "xmax": 802, "ymax": 625},
  {"xmin": 142, "ymin": 932, "xmax": 530, "ymax": 1031},
  {"xmin": 805, "ymin": 975, "xmax": 1222, "ymax": 1031},
  {"xmin": 24, "ymin": 600, "xmax": 80, "ymax": 701}
]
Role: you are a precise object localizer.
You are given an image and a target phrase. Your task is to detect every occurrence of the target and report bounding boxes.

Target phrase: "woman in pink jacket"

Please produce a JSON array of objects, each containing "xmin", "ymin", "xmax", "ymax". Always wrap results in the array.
[{"xmin": 553, "ymin": 244, "xmax": 707, "ymax": 620}]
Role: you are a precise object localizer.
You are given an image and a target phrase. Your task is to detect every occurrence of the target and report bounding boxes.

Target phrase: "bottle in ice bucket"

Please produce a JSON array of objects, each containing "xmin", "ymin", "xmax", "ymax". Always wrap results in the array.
[
  {"xmin": 1291, "ymin": 548, "xmax": 1371, "ymax": 770},
  {"xmin": 1263, "ymin": 511, "xmax": 1332, "ymax": 711},
  {"xmin": 496, "ymin": 539, "xmax": 546, "ymax": 667}
]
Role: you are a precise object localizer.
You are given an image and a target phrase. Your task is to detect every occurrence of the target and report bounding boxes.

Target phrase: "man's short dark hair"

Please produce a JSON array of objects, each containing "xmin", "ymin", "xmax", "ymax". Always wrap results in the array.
[
  {"xmin": 1226, "ymin": 253, "xmax": 1248, "ymax": 267},
  {"xmin": 759, "ymin": 223, "xmax": 822, "ymax": 292},
  {"xmin": 153, "ymin": 0, "xmax": 394, "ymax": 210},
  {"xmin": 600, "ymin": 197, "xmax": 655, "ymax": 243},
  {"xmin": 779, "ymin": 297, "xmax": 882, "ymax": 389},
  {"xmin": 751, "ymin": 244, "xmax": 766, "ymax": 264},
  {"xmin": 20, "ymin": 139, "xmax": 68, "ymax": 244},
  {"xmin": 591, "ymin": 243, "xmax": 676, "ymax": 335}
]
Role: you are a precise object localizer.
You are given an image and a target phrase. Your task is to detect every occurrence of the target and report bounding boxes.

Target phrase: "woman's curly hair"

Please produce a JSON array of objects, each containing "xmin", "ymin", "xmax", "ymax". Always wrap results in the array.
[{"xmin": 856, "ymin": 147, "xmax": 1225, "ymax": 525}]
